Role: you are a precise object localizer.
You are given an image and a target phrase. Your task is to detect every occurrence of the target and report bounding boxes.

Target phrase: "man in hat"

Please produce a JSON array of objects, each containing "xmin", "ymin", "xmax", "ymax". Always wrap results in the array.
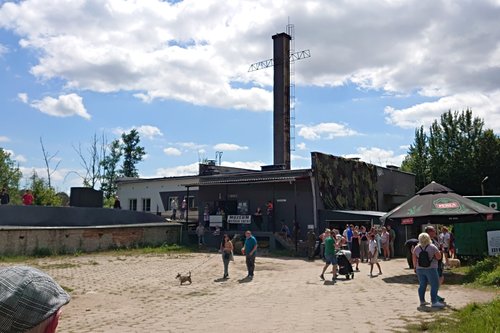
[{"xmin": 0, "ymin": 266, "xmax": 70, "ymax": 333}]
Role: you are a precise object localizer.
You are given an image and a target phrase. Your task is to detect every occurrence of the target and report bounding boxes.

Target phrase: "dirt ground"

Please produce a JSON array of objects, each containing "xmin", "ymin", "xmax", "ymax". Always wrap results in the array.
[{"xmin": 3, "ymin": 253, "xmax": 497, "ymax": 333}]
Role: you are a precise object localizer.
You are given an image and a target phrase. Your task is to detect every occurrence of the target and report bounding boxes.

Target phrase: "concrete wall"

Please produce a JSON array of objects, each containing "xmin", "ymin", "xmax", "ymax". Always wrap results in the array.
[
  {"xmin": 0, "ymin": 223, "xmax": 182, "ymax": 256},
  {"xmin": 0, "ymin": 206, "xmax": 165, "ymax": 227},
  {"xmin": 376, "ymin": 166, "xmax": 415, "ymax": 212}
]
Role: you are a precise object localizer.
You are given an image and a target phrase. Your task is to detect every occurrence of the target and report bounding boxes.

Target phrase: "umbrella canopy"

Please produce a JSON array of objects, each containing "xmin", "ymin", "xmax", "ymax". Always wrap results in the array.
[{"xmin": 381, "ymin": 181, "xmax": 500, "ymax": 226}]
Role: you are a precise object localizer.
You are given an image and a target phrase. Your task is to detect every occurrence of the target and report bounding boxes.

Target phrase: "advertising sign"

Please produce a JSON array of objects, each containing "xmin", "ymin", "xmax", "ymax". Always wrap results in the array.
[
  {"xmin": 487, "ymin": 230, "xmax": 500, "ymax": 256},
  {"xmin": 227, "ymin": 215, "xmax": 252, "ymax": 224}
]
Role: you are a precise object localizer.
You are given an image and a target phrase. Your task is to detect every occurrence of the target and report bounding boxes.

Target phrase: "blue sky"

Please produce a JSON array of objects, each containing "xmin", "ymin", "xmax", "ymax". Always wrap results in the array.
[{"xmin": 1, "ymin": 0, "xmax": 499, "ymax": 193}]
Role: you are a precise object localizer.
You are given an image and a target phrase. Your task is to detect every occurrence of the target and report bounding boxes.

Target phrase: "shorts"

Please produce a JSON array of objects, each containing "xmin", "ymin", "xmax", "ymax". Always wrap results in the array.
[{"xmin": 324, "ymin": 254, "xmax": 338, "ymax": 265}]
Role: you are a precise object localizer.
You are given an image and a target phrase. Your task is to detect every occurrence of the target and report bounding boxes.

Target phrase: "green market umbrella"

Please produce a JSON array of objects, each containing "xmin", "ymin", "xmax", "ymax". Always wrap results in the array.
[{"xmin": 381, "ymin": 181, "xmax": 500, "ymax": 226}]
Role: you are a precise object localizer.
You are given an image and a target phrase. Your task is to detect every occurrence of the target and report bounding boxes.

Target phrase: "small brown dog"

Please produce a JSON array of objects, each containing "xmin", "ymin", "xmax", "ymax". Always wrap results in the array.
[
  {"xmin": 176, "ymin": 271, "xmax": 192, "ymax": 285},
  {"xmin": 447, "ymin": 258, "xmax": 461, "ymax": 268}
]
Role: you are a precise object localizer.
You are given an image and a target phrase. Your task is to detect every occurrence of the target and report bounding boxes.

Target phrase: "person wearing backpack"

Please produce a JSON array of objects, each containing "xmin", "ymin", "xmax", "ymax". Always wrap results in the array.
[{"xmin": 412, "ymin": 232, "xmax": 444, "ymax": 308}]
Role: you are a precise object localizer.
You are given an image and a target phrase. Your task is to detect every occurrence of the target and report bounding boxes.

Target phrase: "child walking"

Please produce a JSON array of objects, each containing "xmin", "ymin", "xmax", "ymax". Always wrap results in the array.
[{"xmin": 368, "ymin": 233, "xmax": 383, "ymax": 277}]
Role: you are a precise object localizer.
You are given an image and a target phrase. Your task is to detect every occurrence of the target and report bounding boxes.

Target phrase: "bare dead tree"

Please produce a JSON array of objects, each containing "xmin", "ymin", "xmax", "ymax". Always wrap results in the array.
[
  {"xmin": 73, "ymin": 133, "xmax": 106, "ymax": 189},
  {"xmin": 40, "ymin": 137, "xmax": 61, "ymax": 188}
]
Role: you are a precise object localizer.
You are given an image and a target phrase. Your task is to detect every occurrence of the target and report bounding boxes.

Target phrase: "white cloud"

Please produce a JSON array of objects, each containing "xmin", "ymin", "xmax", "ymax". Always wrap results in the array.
[
  {"xmin": 0, "ymin": 0, "xmax": 499, "ymax": 121},
  {"xmin": 153, "ymin": 162, "xmax": 199, "ymax": 177},
  {"xmin": 385, "ymin": 92, "xmax": 500, "ymax": 131},
  {"xmin": 220, "ymin": 160, "xmax": 263, "ymax": 170},
  {"xmin": 298, "ymin": 122, "xmax": 359, "ymax": 140},
  {"xmin": 4, "ymin": 149, "xmax": 27, "ymax": 163},
  {"xmin": 0, "ymin": 136, "xmax": 10, "ymax": 142},
  {"xmin": 0, "ymin": 43, "xmax": 7, "ymax": 56},
  {"xmin": 176, "ymin": 142, "xmax": 207, "ymax": 150},
  {"xmin": 213, "ymin": 143, "xmax": 248, "ymax": 151},
  {"xmin": 344, "ymin": 147, "xmax": 406, "ymax": 167},
  {"xmin": 163, "ymin": 147, "xmax": 182, "ymax": 156},
  {"xmin": 136, "ymin": 125, "xmax": 163, "ymax": 139},
  {"xmin": 30, "ymin": 93, "xmax": 90, "ymax": 119},
  {"xmin": 291, "ymin": 154, "xmax": 309, "ymax": 161},
  {"xmin": 17, "ymin": 93, "xmax": 28, "ymax": 103},
  {"xmin": 296, "ymin": 142, "xmax": 307, "ymax": 150},
  {"xmin": 112, "ymin": 125, "xmax": 163, "ymax": 139}
]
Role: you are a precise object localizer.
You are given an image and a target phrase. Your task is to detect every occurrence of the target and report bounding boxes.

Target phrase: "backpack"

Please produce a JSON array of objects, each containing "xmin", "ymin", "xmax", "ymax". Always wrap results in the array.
[{"xmin": 418, "ymin": 245, "xmax": 432, "ymax": 267}]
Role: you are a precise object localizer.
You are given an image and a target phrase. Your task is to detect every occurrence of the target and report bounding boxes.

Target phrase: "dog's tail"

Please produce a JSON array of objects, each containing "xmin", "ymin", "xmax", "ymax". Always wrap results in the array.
[{"xmin": 188, "ymin": 271, "xmax": 191, "ymax": 277}]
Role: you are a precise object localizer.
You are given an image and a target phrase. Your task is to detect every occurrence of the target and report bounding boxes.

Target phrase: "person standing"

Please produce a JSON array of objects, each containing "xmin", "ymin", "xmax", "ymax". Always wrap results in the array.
[
  {"xmin": 113, "ymin": 196, "xmax": 121, "ymax": 209},
  {"xmin": 196, "ymin": 223, "xmax": 205, "ymax": 245},
  {"xmin": 22, "ymin": 189, "xmax": 34, "ymax": 205},
  {"xmin": 359, "ymin": 226, "xmax": 369, "ymax": 263},
  {"xmin": 320, "ymin": 230, "xmax": 338, "ymax": 282},
  {"xmin": 425, "ymin": 225, "xmax": 446, "ymax": 303},
  {"xmin": 170, "ymin": 198, "xmax": 177, "ymax": 220},
  {"xmin": 439, "ymin": 226, "xmax": 451, "ymax": 265},
  {"xmin": 351, "ymin": 228, "xmax": 361, "ymax": 271},
  {"xmin": 220, "ymin": 234, "xmax": 234, "ymax": 279},
  {"xmin": 307, "ymin": 228, "xmax": 317, "ymax": 260},
  {"xmin": 203, "ymin": 204, "xmax": 210, "ymax": 228},
  {"xmin": 368, "ymin": 233, "xmax": 383, "ymax": 277},
  {"xmin": 242, "ymin": 230, "xmax": 258, "ymax": 279},
  {"xmin": 387, "ymin": 225, "xmax": 396, "ymax": 258},
  {"xmin": 345, "ymin": 225, "xmax": 353, "ymax": 251},
  {"xmin": 0, "ymin": 188, "xmax": 9, "ymax": 205},
  {"xmin": 381, "ymin": 227, "xmax": 390, "ymax": 260},
  {"xmin": 253, "ymin": 207, "xmax": 263, "ymax": 231},
  {"xmin": 266, "ymin": 200, "xmax": 273, "ymax": 232},
  {"xmin": 412, "ymin": 232, "xmax": 445, "ymax": 308},
  {"xmin": 180, "ymin": 198, "xmax": 187, "ymax": 220}
]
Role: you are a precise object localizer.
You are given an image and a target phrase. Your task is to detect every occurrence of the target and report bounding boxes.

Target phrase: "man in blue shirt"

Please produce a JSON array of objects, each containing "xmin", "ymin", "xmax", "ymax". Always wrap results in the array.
[{"xmin": 242, "ymin": 230, "xmax": 258, "ymax": 279}]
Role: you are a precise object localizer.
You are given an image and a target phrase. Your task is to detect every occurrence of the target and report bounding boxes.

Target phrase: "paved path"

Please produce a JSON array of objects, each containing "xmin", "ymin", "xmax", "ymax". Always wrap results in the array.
[{"xmin": 3, "ymin": 254, "xmax": 497, "ymax": 332}]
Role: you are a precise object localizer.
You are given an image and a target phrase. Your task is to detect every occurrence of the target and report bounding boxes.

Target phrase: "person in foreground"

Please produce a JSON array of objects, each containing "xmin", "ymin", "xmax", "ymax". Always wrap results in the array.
[
  {"xmin": 0, "ymin": 266, "xmax": 71, "ymax": 333},
  {"xmin": 220, "ymin": 233, "xmax": 234, "ymax": 279},
  {"xmin": 242, "ymin": 230, "xmax": 258, "ymax": 279},
  {"xmin": 412, "ymin": 233, "xmax": 445, "ymax": 309}
]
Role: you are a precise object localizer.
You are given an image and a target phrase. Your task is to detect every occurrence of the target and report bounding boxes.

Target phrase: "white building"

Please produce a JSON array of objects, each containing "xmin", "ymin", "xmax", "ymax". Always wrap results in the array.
[{"xmin": 116, "ymin": 176, "xmax": 199, "ymax": 215}]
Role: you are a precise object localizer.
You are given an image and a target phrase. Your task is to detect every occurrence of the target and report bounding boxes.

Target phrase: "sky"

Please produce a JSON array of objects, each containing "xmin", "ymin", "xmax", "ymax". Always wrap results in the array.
[{"xmin": 1, "ymin": 0, "xmax": 500, "ymax": 193}]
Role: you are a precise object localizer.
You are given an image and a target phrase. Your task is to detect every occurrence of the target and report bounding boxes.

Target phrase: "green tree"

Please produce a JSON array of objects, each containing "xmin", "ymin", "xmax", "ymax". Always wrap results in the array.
[
  {"xmin": 403, "ymin": 109, "xmax": 498, "ymax": 195},
  {"xmin": 476, "ymin": 129, "xmax": 500, "ymax": 195},
  {"xmin": 29, "ymin": 171, "xmax": 62, "ymax": 206},
  {"xmin": 401, "ymin": 126, "xmax": 429, "ymax": 190},
  {"xmin": 100, "ymin": 139, "xmax": 122, "ymax": 199},
  {"xmin": 120, "ymin": 129, "xmax": 145, "ymax": 178},
  {"xmin": 0, "ymin": 148, "xmax": 22, "ymax": 204}
]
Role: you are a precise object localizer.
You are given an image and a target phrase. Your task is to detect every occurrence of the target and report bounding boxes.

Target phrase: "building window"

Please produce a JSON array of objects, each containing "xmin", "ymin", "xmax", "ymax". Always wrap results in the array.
[
  {"xmin": 129, "ymin": 199, "xmax": 137, "ymax": 211},
  {"xmin": 142, "ymin": 198, "xmax": 151, "ymax": 212}
]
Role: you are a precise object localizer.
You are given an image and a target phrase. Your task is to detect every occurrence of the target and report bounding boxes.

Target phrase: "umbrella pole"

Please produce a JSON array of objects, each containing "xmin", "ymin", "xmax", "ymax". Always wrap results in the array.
[{"xmin": 405, "ymin": 225, "xmax": 408, "ymax": 242}]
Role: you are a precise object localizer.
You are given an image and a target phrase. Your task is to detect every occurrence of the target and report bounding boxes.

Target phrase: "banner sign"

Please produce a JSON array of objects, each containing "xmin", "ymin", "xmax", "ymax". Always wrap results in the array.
[
  {"xmin": 401, "ymin": 218, "xmax": 414, "ymax": 225},
  {"xmin": 209, "ymin": 215, "xmax": 223, "ymax": 227},
  {"xmin": 227, "ymin": 215, "xmax": 252, "ymax": 224},
  {"xmin": 487, "ymin": 230, "xmax": 500, "ymax": 256}
]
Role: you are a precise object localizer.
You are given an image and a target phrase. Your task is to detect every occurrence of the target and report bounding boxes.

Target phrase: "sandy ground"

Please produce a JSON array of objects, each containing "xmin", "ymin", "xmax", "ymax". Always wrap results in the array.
[{"xmin": 3, "ymin": 254, "xmax": 497, "ymax": 333}]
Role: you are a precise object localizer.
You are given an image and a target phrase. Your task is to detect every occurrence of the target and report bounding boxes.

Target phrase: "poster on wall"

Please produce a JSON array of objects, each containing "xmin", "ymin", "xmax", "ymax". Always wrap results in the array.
[
  {"xmin": 487, "ymin": 230, "xmax": 500, "ymax": 256},
  {"xmin": 209, "ymin": 215, "xmax": 223, "ymax": 227}
]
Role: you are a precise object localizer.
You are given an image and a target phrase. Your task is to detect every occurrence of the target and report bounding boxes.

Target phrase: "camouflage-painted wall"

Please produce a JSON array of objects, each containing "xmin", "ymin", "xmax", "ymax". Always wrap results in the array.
[{"xmin": 311, "ymin": 152, "xmax": 378, "ymax": 210}]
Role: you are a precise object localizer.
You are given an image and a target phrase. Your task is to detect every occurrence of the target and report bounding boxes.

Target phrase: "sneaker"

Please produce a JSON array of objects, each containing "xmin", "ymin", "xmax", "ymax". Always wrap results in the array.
[
  {"xmin": 420, "ymin": 301, "xmax": 430, "ymax": 306},
  {"xmin": 320, "ymin": 274, "xmax": 325, "ymax": 280},
  {"xmin": 431, "ymin": 302, "xmax": 445, "ymax": 308}
]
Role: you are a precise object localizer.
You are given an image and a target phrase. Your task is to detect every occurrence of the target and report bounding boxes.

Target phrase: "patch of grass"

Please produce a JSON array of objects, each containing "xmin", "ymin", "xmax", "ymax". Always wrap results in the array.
[
  {"xmin": 407, "ymin": 299, "xmax": 500, "ymax": 333},
  {"xmin": 33, "ymin": 247, "xmax": 53, "ymax": 257},
  {"xmin": 463, "ymin": 256, "xmax": 500, "ymax": 287},
  {"xmin": 108, "ymin": 243, "xmax": 193, "ymax": 256}
]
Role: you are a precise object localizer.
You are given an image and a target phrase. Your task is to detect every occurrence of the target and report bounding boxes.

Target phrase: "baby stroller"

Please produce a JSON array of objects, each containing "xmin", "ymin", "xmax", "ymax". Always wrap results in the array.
[{"xmin": 337, "ymin": 250, "xmax": 354, "ymax": 280}]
